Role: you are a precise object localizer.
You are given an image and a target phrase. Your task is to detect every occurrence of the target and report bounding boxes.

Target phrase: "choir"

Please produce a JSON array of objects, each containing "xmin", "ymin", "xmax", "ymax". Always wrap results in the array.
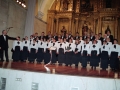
[{"xmin": 12, "ymin": 31, "xmax": 120, "ymax": 71}]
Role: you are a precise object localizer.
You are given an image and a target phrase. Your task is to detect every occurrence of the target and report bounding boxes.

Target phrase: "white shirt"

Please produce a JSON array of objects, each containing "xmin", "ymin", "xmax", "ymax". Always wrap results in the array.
[
  {"xmin": 29, "ymin": 43, "xmax": 38, "ymax": 52},
  {"xmin": 81, "ymin": 43, "xmax": 90, "ymax": 54},
  {"xmin": 65, "ymin": 43, "xmax": 74, "ymax": 52},
  {"xmin": 44, "ymin": 42, "xmax": 52, "ymax": 52},
  {"xmin": 90, "ymin": 44, "xmax": 99, "ymax": 55},
  {"xmin": 73, "ymin": 43, "xmax": 82, "ymax": 52},
  {"xmin": 57, "ymin": 43, "xmax": 66, "ymax": 53},
  {"xmin": 13, "ymin": 40, "xmax": 22, "ymax": 50},
  {"xmin": 101, "ymin": 44, "xmax": 110, "ymax": 55},
  {"xmin": 110, "ymin": 44, "xmax": 120, "ymax": 56}
]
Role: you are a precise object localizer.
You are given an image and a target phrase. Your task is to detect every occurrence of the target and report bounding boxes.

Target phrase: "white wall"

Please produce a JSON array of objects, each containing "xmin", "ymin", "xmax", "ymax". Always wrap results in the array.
[
  {"xmin": 0, "ymin": 0, "xmax": 27, "ymax": 59},
  {"xmin": 0, "ymin": 68, "xmax": 120, "ymax": 90}
]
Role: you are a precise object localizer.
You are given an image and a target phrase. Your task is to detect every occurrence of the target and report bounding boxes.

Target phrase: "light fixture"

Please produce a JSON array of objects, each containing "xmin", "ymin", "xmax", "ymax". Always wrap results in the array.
[{"xmin": 16, "ymin": 0, "xmax": 26, "ymax": 8}]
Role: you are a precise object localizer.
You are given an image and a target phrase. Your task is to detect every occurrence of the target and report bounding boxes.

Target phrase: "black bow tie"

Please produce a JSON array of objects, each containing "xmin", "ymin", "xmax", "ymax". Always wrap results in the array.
[
  {"xmin": 103, "ymin": 46, "xmax": 105, "ymax": 49},
  {"xmin": 41, "ymin": 42, "xmax": 42, "ymax": 45},
  {"xmin": 76, "ymin": 44, "xmax": 78, "ymax": 47},
  {"xmin": 69, "ymin": 44, "xmax": 71, "ymax": 47},
  {"xmin": 107, "ymin": 43, "xmax": 109, "ymax": 45},
  {"xmin": 33, "ymin": 44, "xmax": 35, "ymax": 46},
  {"xmin": 17, "ymin": 42, "xmax": 20, "ymax": 44},
  {"xmin": 114, "ymin": 45, "xmax": 116, "ymax": 49},
  {"xmin": 93, "ymin": 45, "xmax": 96, "ymax": 48},
  {"xmin": 53, "ymin": 43, "xmax": 55, "ymax": 46},
  {"xmin": 25, "ymin": 41, "xmax": 27, "ymax": 44},
  {"xmin": 47, "ymin": 43, "xmax": 48, "ymax": 46},
  {"xmin": 60, "ymin": 44, "xmax": 62, "ymax": 47},
  {"xmin": 37, "ymin": 41, "xmax": 38, "ymax": 43},
  {"xmin": 84, "ymin": 45, "xmax": 86, "ymax": 48}
]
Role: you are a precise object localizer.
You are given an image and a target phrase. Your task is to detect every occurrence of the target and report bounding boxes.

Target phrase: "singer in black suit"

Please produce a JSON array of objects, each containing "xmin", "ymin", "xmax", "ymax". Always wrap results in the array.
[{"xmin": 0, "ymin": 30, "xmax": 17, "ymax": 62}]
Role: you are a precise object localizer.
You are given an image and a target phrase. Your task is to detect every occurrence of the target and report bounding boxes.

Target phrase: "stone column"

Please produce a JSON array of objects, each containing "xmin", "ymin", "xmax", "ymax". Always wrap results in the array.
[
  {"xmin": 56, "ymin": 18, "xmax": 59, "ymax": 34},
  {"xmin": 69, "ymin": 18, "xmax": 72, "ymax": 32},
  {"xmin": 24, "ymin": 0, "xmax": 36, "ymax": 37},
  {"xmin": 75, "ymin": 18, "xmax": 79, "ymax": 32},
  {"xmin": 115, "ymin": 17, "xmax": 118, "ymax": 39},
  {"xmin": 99, "ymin": 17, "xmax": 102, "ymax": 33},
  {"xmin": 51, "ymin": 17, "xmax": 54, "ymax": 34}
]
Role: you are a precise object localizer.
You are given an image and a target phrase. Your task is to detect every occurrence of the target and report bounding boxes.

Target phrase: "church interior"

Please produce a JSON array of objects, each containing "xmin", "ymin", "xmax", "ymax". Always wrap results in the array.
[{"xmin": 0, "ymin": 0, "xmax": 120, "ymax": 90}]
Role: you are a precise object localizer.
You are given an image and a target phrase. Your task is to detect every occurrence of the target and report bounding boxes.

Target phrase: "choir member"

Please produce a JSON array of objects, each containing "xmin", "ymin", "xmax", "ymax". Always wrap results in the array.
[
  {"xmin": 61, "ymin": 32, "xmax": 65, "ymax": 39},
  {"xmin": 65, "ymin": 39, "xmax": 74, "ymax": 66},
  {"xmin": 82, "ymin": 32, "xmax": 87, "ymax": 40},
  {"xmin": 90, "ymin": 32, "xmax": 95, "ymax": 41},
  {"xmin": 21, "ymin": 36, "xmax": 30, "ymax": 62},
  {"xmin": 100, "ymin": 41, "xmax": 110, "ymax": 70},
  {"xmin": 50, "ymin": 38, "xmax": 58, "ymax": 64},
  {"xmin": 106, "ymin": 30, "xmax": 114, "ymax": 43},
  {"xmin": 12, "ymin": 36, "xmax": 22, "ymax": 62},
  {"xmin": 109, "ymin": 39, "xmax": 120, "ymax": 70},
  {"xmin": 29, "ymin": 35, "xmax": 34, "ymax": 45},
  {"xmin": 53, "ymin": 32, "xmax": 58, "ymax": 41},
  {"xmin": 44, "ymin": 39, "xmax": 52, "ymax": 64},
  {"xmin": 36, "ymin": 38, "xmax": 45, "ymax": 63},
  {"xmin": 106, "ymin": 38, "xmax": 112, "ymax": 50},
  {"xmin": 34, "ymin": 32, "xmax": 38, "ymax": 39},
  {"xmin": 64, "ymin": 38, "xmax": 69, "ymax": 48},
  {"xmin": 57, "ymin": 39, "xmax": 66, "ymax": 65},
  {"xmin": 39, "ymin": 32, "xmax": 46, "ymax": 40},
  {"xmin": 79, "ymin": 36, "xmax": 84, "ymax": 45},
  {"xmin": 65, "ymin": 33, "xmax": 69, "ymax": 42},
  {"xmin": 72, "ymin": 39, "xmax": 82, "ymax": 67},
  {"xmin": 46, "ymin": 31, "xmax": 52, "ymax": 40},
  {"xmin": 90, "ymin": 40, "xmax": 99, "ymax": 69},
  {"xmin": 68, "ymin": 31, "xmax": 72, "ymax": 39},
  {"xmin": 103, "ymin": 34, "xmax": 107, "ymax": 42},
  {"xmin": 87, "ymin": 37, "xmax": 92, "ymax": 47},
  {"xmin": 81, "ymin": 40, "xmax": 90, "ymax": 68},
  {"xmin": 28, "ymin": 39, "xmax": 38, "ymax": 63},
  {"xmin": 36, "ymin": 37, "xmax": 40, "ymax": 44},
  {"xmin": 74, "ymin": 32, "xmax": 80, "ymax": 40},
  {"xmin": 98, "ymin": 33, "xmax": 103, "ymax": 43}
]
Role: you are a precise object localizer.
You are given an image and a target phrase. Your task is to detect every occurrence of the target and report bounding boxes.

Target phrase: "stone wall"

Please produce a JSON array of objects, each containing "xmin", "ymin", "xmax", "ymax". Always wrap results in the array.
[
  {"xmin": 0, "ymin": 0, "xmax": 27, "ymax": 59},
  {"xmin": 34, "ymin": 17, "xmax": 47, "ymax": 35}
]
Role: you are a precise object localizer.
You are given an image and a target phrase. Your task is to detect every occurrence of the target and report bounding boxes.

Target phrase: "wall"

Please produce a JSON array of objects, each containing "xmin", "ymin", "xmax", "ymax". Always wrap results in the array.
[
  {"xmin": 0, "ymin": 0, "xmax": 27, "ymax": 59},
  {"xmin": 0, "ymin": 68, "xmax": 120, "ymax": 90},
  {"xmin": 34, "ymin": 17, "xmax": 47, "ymax": 35}
]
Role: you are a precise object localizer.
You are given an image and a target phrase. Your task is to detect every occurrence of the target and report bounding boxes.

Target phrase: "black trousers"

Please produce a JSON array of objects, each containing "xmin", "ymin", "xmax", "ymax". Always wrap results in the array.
[{"xmin": 0, "ymin": 48, "xmax": 9, "ymax": 61}]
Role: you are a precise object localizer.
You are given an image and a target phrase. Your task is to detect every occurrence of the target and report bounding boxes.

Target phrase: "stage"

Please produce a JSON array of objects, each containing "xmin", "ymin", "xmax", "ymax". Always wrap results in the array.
[
  {"xmin": 0, "ymin": 61, "xmax": 120, "ymax": 90},
  {"xmin": 0, "ymin": 61, "xmax": 120, "ymax": 78}
]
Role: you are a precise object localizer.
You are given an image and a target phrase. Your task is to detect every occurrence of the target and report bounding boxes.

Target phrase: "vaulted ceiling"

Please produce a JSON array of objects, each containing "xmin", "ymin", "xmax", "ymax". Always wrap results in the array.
[{"xmin": 37, "ymin": 0, "xmax": 55, "ymax": 21}]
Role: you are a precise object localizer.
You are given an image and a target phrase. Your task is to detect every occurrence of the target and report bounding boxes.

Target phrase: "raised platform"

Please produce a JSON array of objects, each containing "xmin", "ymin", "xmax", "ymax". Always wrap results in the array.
[
  {"xmin": 0, "ymin": 61, "xmax": 120, "ymax": 90},
  {"xmin": 0, "ymin": 61, "xmax": 119, "ymax": 78}
]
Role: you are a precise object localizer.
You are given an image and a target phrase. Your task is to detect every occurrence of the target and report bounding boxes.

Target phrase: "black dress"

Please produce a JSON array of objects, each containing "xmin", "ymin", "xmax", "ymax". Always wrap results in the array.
[
  {"xmin": 110, "ymin": 52, "xmax": 118, "ymax": 69},
  {"xmin": 72, "ymin": 44, "xmax": 81, "ymax": 66},
  {"xmin": 81, "ymin": 50, "xmax": 88, "ymax": 67},
  {"xmin": 90, "ymin": 50, "xmax": 99, "ymax": 67},
  {"xmin": 36, "ymin": 48, "xmax": 44, "ymax": 62},
  {"xmin": 28, "ymin": 48, "xmax": 36, "ymax": 62},
  {"xmin": 51, "ymin": 43, "xmax": 57, "ymax": 63},
  {"xmin": 58, "ymin": 44, "xmax": 65, "ymax": 64},
  {"xmin": 100, "ymin": 51, "xmax": 109, "ymax": 69},
  {"xmin": 13, "ymin": 46, "xmax": 21, "ymax": 61},
  {"xmin": 21, "ymin": 46, "xmax": 29, "ymax": 61},
  {"xmin": 44, "ymin": 48, "xmax": 51, "ymax": 64},
  {"xmin": 65, "ymin": 44, "xmax": 73, "ymax": 65}
]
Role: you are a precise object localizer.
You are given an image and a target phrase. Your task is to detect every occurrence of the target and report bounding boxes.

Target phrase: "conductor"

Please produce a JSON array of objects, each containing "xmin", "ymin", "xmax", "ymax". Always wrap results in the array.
[{"xmin": 0, "ymin": 30, "xmax": 18, "ymax": 62}]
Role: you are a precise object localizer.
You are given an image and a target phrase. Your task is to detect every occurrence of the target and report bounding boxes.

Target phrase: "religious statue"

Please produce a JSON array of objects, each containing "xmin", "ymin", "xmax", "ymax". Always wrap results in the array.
[
  {"xmin": 62, "ymin": 0, "xmax": 69, "ymax": 10},
  {"xmin": 82, "ymin": 21, "xmax": 88, "ymax": 35},
  {"xmin": 61, "ymin": 26, "xmax": 67, "ymax": 36}
]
